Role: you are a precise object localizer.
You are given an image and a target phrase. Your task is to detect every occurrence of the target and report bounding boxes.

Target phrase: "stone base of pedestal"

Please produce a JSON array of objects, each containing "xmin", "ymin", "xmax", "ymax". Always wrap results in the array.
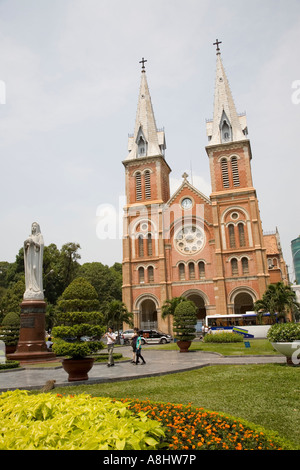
[{"xmin": 7, "ymin": 299, "xmax": 56, "ymax": 363}]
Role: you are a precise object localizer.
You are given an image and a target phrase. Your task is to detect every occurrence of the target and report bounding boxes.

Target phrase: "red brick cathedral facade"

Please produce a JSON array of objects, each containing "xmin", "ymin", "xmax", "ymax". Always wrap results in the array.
[{"xmin": 122, "ymin": 48, "xmax": 288, "ymax": 333}]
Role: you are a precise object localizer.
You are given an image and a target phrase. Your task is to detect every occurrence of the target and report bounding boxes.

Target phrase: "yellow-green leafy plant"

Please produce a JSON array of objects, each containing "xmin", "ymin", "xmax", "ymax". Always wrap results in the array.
[{"xmin": 0, "ymin": 390, "xmax": 165, "ymax": 450}]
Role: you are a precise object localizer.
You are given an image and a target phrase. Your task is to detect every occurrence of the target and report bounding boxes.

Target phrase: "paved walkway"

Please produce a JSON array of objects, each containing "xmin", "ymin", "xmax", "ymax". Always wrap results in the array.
[{"xmin": 0, "ymin": 345, "xmax": 286, "ymax": 393}]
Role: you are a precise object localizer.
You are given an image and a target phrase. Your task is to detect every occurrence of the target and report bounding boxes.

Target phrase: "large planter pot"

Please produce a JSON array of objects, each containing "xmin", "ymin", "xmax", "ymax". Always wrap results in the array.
[
  {"xmin": 5, "ymin": 345, "xmax": 17, "ymax": 355},
  {"xmin": 271, "ymin": 342, "xmax": 300, "ymax": 365},
  {"xmin": 176, "ymin": 340, "xmax": 192, "ymax": 353},
  {"xmin": 62, "ymin": 357, "xmax": 95, "ymax": 381}
]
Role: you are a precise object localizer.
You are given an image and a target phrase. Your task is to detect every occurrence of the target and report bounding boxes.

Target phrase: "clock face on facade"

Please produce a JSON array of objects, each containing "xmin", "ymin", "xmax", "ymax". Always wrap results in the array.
[
  {"xmin": 174, "ymin": 225, "xmax": 205, "ymax": 255},
  {"xmin": 181, "ymin": 197, "xmax": 193, "ymax": 210}
]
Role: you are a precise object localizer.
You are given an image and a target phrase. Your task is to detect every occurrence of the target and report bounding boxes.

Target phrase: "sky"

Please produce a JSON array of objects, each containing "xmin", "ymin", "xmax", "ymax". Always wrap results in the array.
[{"xmin": 0, "ymin": 0, "xmax": 299, "ymax": 281}]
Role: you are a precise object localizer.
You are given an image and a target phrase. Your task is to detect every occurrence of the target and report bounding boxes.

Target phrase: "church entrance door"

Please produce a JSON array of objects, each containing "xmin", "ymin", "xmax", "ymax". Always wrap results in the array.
[{"xmin": 140, "ymin": 299, "xmax": 158, "ymax": 330}]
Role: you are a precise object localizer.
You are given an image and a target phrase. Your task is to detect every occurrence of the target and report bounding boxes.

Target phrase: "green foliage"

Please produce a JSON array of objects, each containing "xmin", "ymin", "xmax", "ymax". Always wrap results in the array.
[
  {"xmin": 0, "ymin": 360, "xmax": 20, "ymax": 370},
  {"xmin": 78, "ymin": 262, "xmax": 122, "ymax": 305},
  {"xmin": 1, "ymin": 312, "xmax": 20, "ymax": 326},
  {"xmin": 0, "ymin": 312, "xmax": 20, "ymax": 346},
  {"xmin": 62, "ymin": 277, "xmax": 98, "ymax": 301},
  {"xmin": 103, "ymin": 300, "xmax": 133, "ymax": 333},
  {"xmin": 52, "ymin": 341, "xmax": 103, "ymax": 358},
  {"xmin": 173, "ymin": 300, "xmax": 197, "ymax": 342},
  {"xmin": 267, "ymin": 322, "xmax": 300, "ymax": 343},
  {"xmin": 161, "ymin": 297, "xmax": 188, "ymax": 319},
  {"xmin": 52, "ymin": 278, "xmax": 104, "ymax": 359},
  {"xmin": 254, "ymin": 282, "xmax": 300, "ymax": 322},
  {"xmin": 203, "ymin": 332, "xmax": 244, "ymax": 343},
  {"xmin": 0, "ymin": 391, "xmax": 165, "ymax": 450}
]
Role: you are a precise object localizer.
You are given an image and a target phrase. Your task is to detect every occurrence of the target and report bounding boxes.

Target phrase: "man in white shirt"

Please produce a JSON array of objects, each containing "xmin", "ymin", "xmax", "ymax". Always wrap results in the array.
[{"xmin": 105, "ymin": 327, "xmax": 116, "ymax": 367}]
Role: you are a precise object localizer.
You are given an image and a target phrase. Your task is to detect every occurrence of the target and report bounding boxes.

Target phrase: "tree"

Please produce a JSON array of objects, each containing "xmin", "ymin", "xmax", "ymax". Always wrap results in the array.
[
  {"xmin": 173, "ymin": 301, "xmax": 197, "ymax": 344},
  {"xmin": 254, "ymin": 282, "xmax": 300, "ymax": 322},
  {"xmin": 52, "ymin": 277, "xmax": 105, "ymax": 359},
  {"xmin": 59, "ymin": 243, "xmax": 81, "ymax": 290},
  {"xmin": 78, "ymin": 262, "xmax": 122, "ymax": 306},
  {"xmin": 161, "ymin": 297, "xmax": 188, "ymax": 320},
  {"xmin": 103, "ymin": 300, "xmax": 133, "ymax": 343}
]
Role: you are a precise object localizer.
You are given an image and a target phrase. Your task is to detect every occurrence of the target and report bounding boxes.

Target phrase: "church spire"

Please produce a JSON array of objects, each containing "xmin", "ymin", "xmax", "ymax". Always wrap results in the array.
[
  {"xmin": 126, "ymin": 59, "xmax": 166, "ymax": 160},
  {"xmin": 206, "ymin": 42, "xmax": 248, "ymax": 146}
]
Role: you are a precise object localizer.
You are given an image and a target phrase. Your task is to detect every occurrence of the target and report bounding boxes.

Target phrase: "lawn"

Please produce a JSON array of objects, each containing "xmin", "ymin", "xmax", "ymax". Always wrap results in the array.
[
  {"xmin": 146, "ymin": 338, "xmax": 278, "ymax": 356},
  {"xmin": 53, "ymin": 362, "xmax": 300, "ymax": 449}
]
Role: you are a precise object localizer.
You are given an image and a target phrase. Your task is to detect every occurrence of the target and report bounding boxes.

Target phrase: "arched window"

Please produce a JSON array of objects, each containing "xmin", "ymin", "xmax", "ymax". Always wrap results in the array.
[
  {"xmin": 221, "ymin": 158, "xmax": 229, "ymax": 188},
  {"xmin": 145, "ymin": 170, "xmax": 151, "ymax": 199},
  {"xmin": 228, "ymin": 224, "xmax": 236, "ymax": 248},
  {"xmin": 231, "ymin": 258, "xmax": 238, "ymax": 276},
  {"xmin": 188, "ymin": 262, "xmax": 195, "ymax": 280},
  {"xmin": 238, "ymin": 223, "xmax": 246, "ymax": 247},
  {"xmin": 179, "ymin": 263, "xmax": 185, "ymax": 280},
  {"xmin": 138, "ymin": 136, "xmax": 146, "ymax": 156},
  {"xmin": 138, "ymin": 235, "xmax": 144, "ymax": 257},
  {"xmin": 147, "ymin": 233, "xmax": 153, "ymax": 256},
  {"xmin": 138, "ymin": 267, "xmax": 145, "ymax": 283},
  {"xmin": 135, "ymin": 172, "xmax": 142, "ymax": 201},
  {"xmin": 148, "ymin": 266, "xmax": 154, "ymax": 283},
  {"xmin": 198, "ymin": 261, "xmax": 205, "ymax": 279},
  {"xmin": 231, "ymin": 157, "xmax": 240, "ymax": 186},
  {"xmin": 241, "ymin": 257, "xmax": 249, "ymax": 274}
]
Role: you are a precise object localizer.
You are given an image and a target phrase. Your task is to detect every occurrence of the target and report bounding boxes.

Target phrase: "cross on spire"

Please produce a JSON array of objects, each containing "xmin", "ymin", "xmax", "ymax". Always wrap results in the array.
[
  {"xmin": 213, "ymin": 39, "xmax": 222, "ymax": 54},
  {"xmin": 139, "ymin": 57, "xmax": 147, "ymax": 72}
]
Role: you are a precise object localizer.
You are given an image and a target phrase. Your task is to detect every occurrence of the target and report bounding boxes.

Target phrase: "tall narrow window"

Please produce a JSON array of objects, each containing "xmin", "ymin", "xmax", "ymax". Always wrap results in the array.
[
  {"xmin": 241, "ymin": 257, "xmax": 249, "ymax": 274},
  {"xmin": 147, "ymin": 233, "xmax": 152, "ymax": 256},
  {"xmin": 135, "ymin": 172, "xmax": 142, "ymax": 201},
  {"xmin": 145, "ymin": 170, "xmax": 151, "ymax": 199},
  {"xmin": 138, "ymin": 235, "xmax": 144, "ymax": 257},
  {"xmin": 228, "ymin": 224, "xmax": 236, "ymax": 248},
  {"xmin": 238, "ymin": 223, "xmax": 246, "ymax": 247},
  {"xmin": 148, "ymin": 266, "xmax": 154, "ymax": 283},
  {"xmin": 198, "ymin": 261, "xmax": 205, "ymax": 279},
  {"xmin": 231, "ymin": 157, "xmax": 240, "ymax": 186},
  {"xmin": 231, "ymin": 258, "xmax": 238, "ymax": 276},
  {"xmin": 221, "ymin": 158, "xmax": 229, "ymax": 188},
  {"xmin": 179, "ymin": 263, "xmax": 185, "ymax": 280},
  {"xmin": 138, "ymin": 267, "xmax": 144, "ymax": 283},
  {"xmin": 188, "ymin": 262, "xmax": 195, "ymax": 280}
]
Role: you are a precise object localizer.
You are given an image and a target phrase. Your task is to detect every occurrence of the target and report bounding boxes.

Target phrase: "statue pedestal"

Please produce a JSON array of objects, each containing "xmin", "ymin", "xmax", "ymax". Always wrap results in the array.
[{"xmin": 7, "ymin": 300, "xmax": 56, "ymax": 363}]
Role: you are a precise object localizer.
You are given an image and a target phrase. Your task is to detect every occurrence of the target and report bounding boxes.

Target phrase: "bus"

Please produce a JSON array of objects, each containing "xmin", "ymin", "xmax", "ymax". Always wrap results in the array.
[{"xmin": 205, "ymin": 312, "xmax": 276, "ymax": 339}]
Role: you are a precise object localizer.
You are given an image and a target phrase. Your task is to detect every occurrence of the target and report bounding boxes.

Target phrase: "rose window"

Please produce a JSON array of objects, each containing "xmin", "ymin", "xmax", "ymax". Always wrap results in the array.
[{"xmin": 174, "ymin": 225, "xmax": 205, "ymax": 255}]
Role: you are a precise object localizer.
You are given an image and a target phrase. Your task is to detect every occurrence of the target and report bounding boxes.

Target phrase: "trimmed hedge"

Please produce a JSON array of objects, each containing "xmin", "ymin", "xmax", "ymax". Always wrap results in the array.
[
  {"xmin": 0, "ymin": 360, "xmax": 20, "ymax": 370},
  {"xmin": 267, "ymin": 323, "xmax": 300, "ymax": 343},
  {"xmin": 203, "ymin": 332, "xmax": 244, "ymax": 343}
]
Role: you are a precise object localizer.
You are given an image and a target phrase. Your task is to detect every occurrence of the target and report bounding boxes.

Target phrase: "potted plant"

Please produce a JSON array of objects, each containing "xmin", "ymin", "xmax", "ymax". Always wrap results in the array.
[
  {"xmin": 0, "ymin": 312, "xmax": 20, "ymax": 355},
  {"xmin": 173, "ymin": 300, "xmax": 197, "ymax": 352},
  {"xmin": 267, "ymin": 323, "xmax": 300, "ymax": 365},
  {"xmin": 52, "ymin": 277, "xmax": 105, "ymax": 381}
]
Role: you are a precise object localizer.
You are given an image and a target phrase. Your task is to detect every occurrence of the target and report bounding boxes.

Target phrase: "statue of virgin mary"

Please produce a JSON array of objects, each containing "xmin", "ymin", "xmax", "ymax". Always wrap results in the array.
[{"xmin": 23, "ymin": 222, "xmax": 44, "ymax": 300}]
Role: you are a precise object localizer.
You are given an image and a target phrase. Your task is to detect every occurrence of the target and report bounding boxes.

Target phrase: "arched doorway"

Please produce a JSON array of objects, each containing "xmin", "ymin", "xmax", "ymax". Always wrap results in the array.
[
  {"xmin": 140, "ymin": 299, "xmax": 158, "ymax": 329},
  {"xmin": 234, "ymin": 292, "xmax": 254, "ymax": 315},
  {"xmin": 184, "ymin": 290, "xmax": 207, "ymax": 333}
]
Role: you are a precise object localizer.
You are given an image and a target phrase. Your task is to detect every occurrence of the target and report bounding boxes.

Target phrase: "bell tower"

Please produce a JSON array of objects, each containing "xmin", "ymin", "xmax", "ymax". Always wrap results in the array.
[
  {"xmin": 122, "ymin": 60, "xmax": 171, "ymax": 326},
  {"xmin": 206, "ymin": 41, "xmax": 269, "ymax": 315}
]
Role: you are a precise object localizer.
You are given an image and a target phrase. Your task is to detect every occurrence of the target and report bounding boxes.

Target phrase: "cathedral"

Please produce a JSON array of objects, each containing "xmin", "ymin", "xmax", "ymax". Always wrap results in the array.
[{"xmin": 122, "ymin": 44, "xmax": 288, "ymax": 334}]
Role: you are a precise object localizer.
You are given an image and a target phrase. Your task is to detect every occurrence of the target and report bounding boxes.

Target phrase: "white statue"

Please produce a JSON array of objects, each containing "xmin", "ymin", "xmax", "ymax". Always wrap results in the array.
[{"xmin": 23, "ymin": 222, "xmax": 44, "ymax": 300}]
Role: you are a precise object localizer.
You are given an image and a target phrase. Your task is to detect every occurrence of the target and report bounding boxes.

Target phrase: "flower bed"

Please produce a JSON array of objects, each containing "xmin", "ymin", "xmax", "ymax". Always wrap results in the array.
[
  {"xmin": 0, "ymin": 390, "xmax": 289, "ymax": 450},
  {"xmin": 118, "ymin": 398, "xmax": 287, "ymax": 450}
]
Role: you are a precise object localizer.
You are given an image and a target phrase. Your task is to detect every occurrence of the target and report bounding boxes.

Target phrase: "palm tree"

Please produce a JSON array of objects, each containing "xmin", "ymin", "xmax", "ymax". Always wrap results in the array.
[
  {"xmin": 103, "ymin": 300, "xmax": 133, "ymax": 343},
  {"xmin": 254, "ymin": 282, "xmax": 300, "ymax": 323},
  {"xmin": 161, "ymin": 297, "xmax": 188, "ymax": 320}
]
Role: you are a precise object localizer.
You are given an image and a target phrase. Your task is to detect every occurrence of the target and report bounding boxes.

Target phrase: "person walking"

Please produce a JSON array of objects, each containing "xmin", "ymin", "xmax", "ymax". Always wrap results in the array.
[
  {"xmin": 105, "ymin": 327, "xmax": 116, "ymax": 367},
  {"xmin": 135, "ymin": 330, "xmax": 146, "ymax": 365},
  {"xmin": 130, "ymin": 328, "xmax": 139, "ymax": 363}
]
